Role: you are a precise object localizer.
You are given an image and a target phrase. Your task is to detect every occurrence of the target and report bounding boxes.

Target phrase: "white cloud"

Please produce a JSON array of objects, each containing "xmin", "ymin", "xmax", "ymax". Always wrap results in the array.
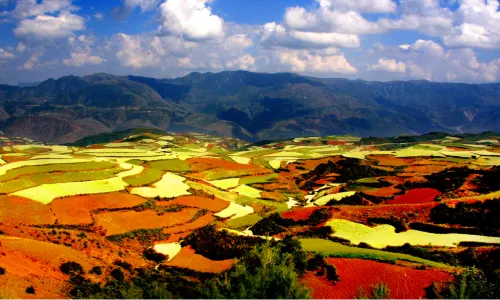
[
  {"xmin": 19, "ymin": 52, "xmax": 43, "ymax": 70},
  {"xmin": 442, "ymin": 0, "xmax": 500, "ymax": 49},
  {"xmin": 368, "ymin": 39, "xmax": 500, "ymax": 82},
  {"xmin": 124, "ymin": 0, "xmax": 161, "ymax": 12},
  {"xmin": 114, "ymin": 33, "xmax": 161, "ymax": 68},
  {"xmin": 369, "ymin": 58, "xmax": 406, "ymax": 73},
  {"xmin": 94, "ymin": 13, "xmax": 104, "ymax": 21},
  {"xmin": 0, "ymin": 48, "xmax": 15, "ymax": 60},
  {"xmin": 277, "ymin": 49, "xmax": 356, "ymax": 73},
  {"xmin": 63, "ymin": 52, "xmax": 105, "ymax": 67},
  {"xmin": 157, "ymin": 0, "xmax": 224, "ymax": 42},
  {"xmin": 317, "ymin": 0, "xmax": 397, "ymax": 13},
  {"xmin": 225, "ymin": 54, "xmax": 256, "ymax": 71},
  {"xmin": 14, "ymin": 0, "xmax": 77, "ymax": 19},
  {"xmin": 14, "ymin": 11, "xmax": 85, "ymax": 39},
  {"xmin": 261, "ymin": 22, "xmax": 360, "ymax": 49},
  {"xmin": 16, "ymin": 42, "xmax": 27, "ymax": 53}
]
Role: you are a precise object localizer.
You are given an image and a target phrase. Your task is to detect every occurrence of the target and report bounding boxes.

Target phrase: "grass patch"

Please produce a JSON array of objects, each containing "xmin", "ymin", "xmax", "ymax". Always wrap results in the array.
[
  {"xmin": 123, "ymin": 168, "xmax": 164, "ymax": 187},
  {"xmin": 0, "ymin": 161, "xmax": 117, "ymax": 182},
  {"xmin": 300, "ymin": 238, "xmax": 450, "ymax": 269},
  {"xmin": 149, "ymin": 159, "xmax": 191, "ymax": 172},
  {"xmin": 226, "ymin": 214, "xmax": 263, "ymax": 229},
  {"xmin": 239, "ymin": 173, "xmax": 278, "ymax": 185},
  {"xmin": 0, "ymin": 166, "xmax": 124, "ymax": 193}
]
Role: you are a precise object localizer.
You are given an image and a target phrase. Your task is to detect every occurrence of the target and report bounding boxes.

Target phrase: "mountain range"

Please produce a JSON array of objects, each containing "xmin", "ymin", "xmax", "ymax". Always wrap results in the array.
[{"xmin": 0, "ymin": 71, "xmax": 499, "ymax": 144}]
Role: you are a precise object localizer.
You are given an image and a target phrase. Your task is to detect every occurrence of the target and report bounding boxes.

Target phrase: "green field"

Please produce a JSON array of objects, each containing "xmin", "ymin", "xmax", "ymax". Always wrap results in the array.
[
  {"xmin": 148, "ymin": 159, "xmax": 191, "ymax": 172},
  {"xmin": 0, "ymin": 161, "xmax": 117, "ymax": 182},
  {"xmin": 300, "ymin": 238, "xmax": 450, "ymax": 269},
  {"xmin": 226, "ymin": 213, "xmax": 263, "ymax": 229},
  {"xmin": 0, "ymin": 166, "xmax": 124, "ymax": 193},
  {"xmin": 123, "ymin": 168, "xmax": 164, "ymax": 186},
  {"xmin": 239, "ymin": 173, "xmax": 278, "ymax": 185}
]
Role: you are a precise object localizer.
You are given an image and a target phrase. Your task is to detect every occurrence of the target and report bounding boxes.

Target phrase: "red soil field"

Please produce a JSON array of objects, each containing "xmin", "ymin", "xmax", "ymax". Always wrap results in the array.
[
  {"xmin": 94, "ymin": 208, "xmax": 200, "ymax": 236},
  {"xmin": 165, "ymin": 246, "xmax": 233, "ymax": 273},
  {"xmin": 405, "ymin": 165, "xmax": 448, "ymax": 174},
  {"xmin": 302, "ymin": 258, "xmax": 452, "ymax": 299},
  {"xmin": 411, "ymin": 159, "xmax": 454, "ymax": 166},
  {"xmin": 389, "ymin": 188, "xmax": 441, "ymax": 205},
  {"xmin": 0, "ymin": 246, "xmax": 69, "ymax": 299},
  {"xmin": 50, "ymin": 192, "xmax": 146, "ymax": 225},
  {"xmin": 159, "ymin": 195, "xmax": 229, "ymax": 212},
  {"xmin": 162, "ymin": 213, "xmax": 216, "ymax": 234},
  {"xmin": 0, "ymin": 195, "xmax": 55, "ymax": 225},
  {"xmin": 186, "ymin": 157, "xmax": 264, "ymax": 171},
  {"xmin": 363, "ymin": 186, "xmax": 401, "ymax": 197},
  {"xmin": 282, "ymin": 206, "xmax": 325, "ymax": 221},
  {"xmin": 1, "ymin": 155, "xmax": 31, "ymax": 163}
]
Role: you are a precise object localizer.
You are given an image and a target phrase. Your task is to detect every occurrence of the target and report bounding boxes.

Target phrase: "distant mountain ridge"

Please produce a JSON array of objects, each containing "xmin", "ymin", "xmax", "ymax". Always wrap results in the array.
[{"xmin": 0, "ymin": 71, "xmax": 499, "ymax": 143}]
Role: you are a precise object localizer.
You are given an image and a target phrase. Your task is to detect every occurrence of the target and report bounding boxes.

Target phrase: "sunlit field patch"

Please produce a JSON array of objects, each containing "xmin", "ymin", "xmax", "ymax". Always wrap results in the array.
[
  {"xmin": 164, "ymin": 245, "xmax": 234, "ymax": 273},
  {"xmin": 160, "ymin": 195, "xmax": 229, "ymax": 212},
  {"xmin": 326, "ymin": 219, "xmax": 500, "ymax": 248},
  {"xmin": 314, "ymin": 191, "xmax": 356, "ymax": 206},
  {"xmin": 231, "ymin": 184, "xmax": 262, "ymax": 198},
  {"xmin": 208, "ymin": 178, "xmax": 240, "ymax": 189},
  {"xmin": 11, "ymin": 164, "xmax": 143, "ymax": 204},
  {"xmin": 95, "ymin": 208, "xmax": 200, "ymax": 235},
  {"xmin": 153, "ymin": 242, "xmax": 182, "ymax": 261},
  {"xmin": 123, "ymin": 167, "xmax": 164, "ymax": 186},
  {"xmin": 50, "ymin": 193, "xmax": 146, "ymax": 225},
  {"xmin": 214, "ymin": 201, "xmax": 254, "ymax": 220},
  {"xmin": 131, "ymin": 172, "xmax": 191, "ymax": 198}
]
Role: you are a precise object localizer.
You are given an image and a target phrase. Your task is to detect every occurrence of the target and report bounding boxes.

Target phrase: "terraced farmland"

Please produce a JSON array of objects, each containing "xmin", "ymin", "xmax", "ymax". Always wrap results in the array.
[{"xmin": 0, "ymin": 130, "xmax": 499, "ymax": 299}]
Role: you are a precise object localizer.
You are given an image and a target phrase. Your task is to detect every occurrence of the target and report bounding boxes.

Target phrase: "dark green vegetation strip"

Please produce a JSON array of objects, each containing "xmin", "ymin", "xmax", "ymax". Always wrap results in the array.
[
  {"xmin": 300, "ymin": 238, "xmax": 450, "ymax": 269},
  {"xmin": 68, "ymin": 128, "xmax": 167, "ymax": 146},
  {"xmin": 226, "ymin": 214, "xmax": 263, "ymax": 229}
]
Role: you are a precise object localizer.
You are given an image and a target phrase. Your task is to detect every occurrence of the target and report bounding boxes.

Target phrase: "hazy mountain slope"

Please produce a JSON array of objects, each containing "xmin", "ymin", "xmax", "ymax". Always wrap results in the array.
[{"xmin": 0, "ymin": 71, "xmax": 499, "ymax": 143}]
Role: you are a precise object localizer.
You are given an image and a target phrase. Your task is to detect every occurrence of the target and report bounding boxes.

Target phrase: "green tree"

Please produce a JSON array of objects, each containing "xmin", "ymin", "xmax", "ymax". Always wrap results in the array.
[{"xmin": 204, "ymin": 242, "xmax": 311, "ymax": 299}]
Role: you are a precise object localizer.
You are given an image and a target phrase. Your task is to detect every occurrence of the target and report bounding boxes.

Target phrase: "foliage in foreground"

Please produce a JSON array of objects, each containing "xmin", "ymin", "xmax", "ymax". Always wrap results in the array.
[
  {"xmin": 356, "ymin": 282, "xmax": 391, "ymax": 299},
  {"xmin": 426, "ymin": 267, "xmax": 500, "ymax": 299},
  {"xmin": 203, "ymin": 239, "xmax": 311, "ymax": 299}
]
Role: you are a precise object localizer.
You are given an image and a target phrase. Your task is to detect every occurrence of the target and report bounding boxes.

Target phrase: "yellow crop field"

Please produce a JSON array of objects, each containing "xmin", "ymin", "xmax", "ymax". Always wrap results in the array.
[
  {"xmin": 11, "ymin": 164, "xmax": 143, "ymax": 204},
  {"xmin": 326, "ymin": 219, "xmax": 500, "ymax": 248},
  {"xmin": 214, "ymin": 202, "xmax": 254, "ymax": 220},
  {"xmin": 131, "ymin": 172, "xmax": 191, "ymax": 198},
  {"xmin": 314, "ymin": 191, "xmax": 356, "ymax": 206},
  {"xmin": 231, "ymin": 184, "xmax": 262, "ymax": 198},
  {"xmin": 0, "ymin": 158, "xmax": 95, "ymax": 177},
  {"xmin": 208, "ymin": 178, "xmax": 240, "ymax": 189}
]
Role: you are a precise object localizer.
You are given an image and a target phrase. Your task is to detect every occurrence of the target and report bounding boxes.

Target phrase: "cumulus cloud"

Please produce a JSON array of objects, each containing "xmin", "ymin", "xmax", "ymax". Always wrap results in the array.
[
  {"xmin": 277, "ymin": 49, "xmax": 356, "ymax": 73},
  {"xmin": 14, "ymin": 0, "xmax": 77, "ymax": 19},
  {"xmin": 261, "ymin": 22, "xmax": 360, "ymax": 49},
  {"xmin": 13, "ymin": 1, "xmax": 85, "ymax": 40},
  {"xmin": 367, "ymin": 39, "xmax": 500, "ymax": 82},
  {"xmin": 114, "ymin": 33, "xmax": 161, "ymax": 68},
  {"xmin": 124, "ymin": 0, "xmax": 161, "ymax": 12},
  {"xmin": 62, "ymin": 35, "xmax": 105, "ymax": 67},
  {"xmin": 369, "ymin": 58, "xmax": 406, "ymax": 73},
  {"xmin": 317, "ymin": 0, "xmax": 396, "ymax": 13},
  {"xmin": 14, "ymin": 11, "xmax": 85, "ymax": 39},
  {"xmin": 157, "ymin": 0, "xmax": 224, "ymax": 42},
  {"xmin": 63, "ymin": 52, "xmax": 105, "ymax": 67},
  {"xmin": 0, "ymin": 48, "xmax": 15, "ymax": 60}
]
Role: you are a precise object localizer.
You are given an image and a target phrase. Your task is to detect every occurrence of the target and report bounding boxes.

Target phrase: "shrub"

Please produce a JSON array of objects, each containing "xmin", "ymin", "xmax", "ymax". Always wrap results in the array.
[
  {"xmin": 113, "ymin": 260, "xmax": 133, "ymax": 272},
  {"xmin": 110, "ymin": 268, "xmax": 125, "ymax": 282},
  {"xmin": 25, "ymin": 286, "xmax": 35, "ymax": 294},
  {"xmin": 325, "ymin": 263, "xmax": 340, "ymax": 283},
  {"xmin": 89, "ymin": 266, "xmax": 103, "ymax": 275},
  {"xmin": 307, "ymin": 253, "xmax": 326, "ymax": 271},
  {"xmin": 143, "ymin": 248, "xmax": 168, "ymax": 263},
  {"xmin": 183, "ymin": 225, "xmax": 263, "ymax": 260},
  {"xmin": 279, "ymin": 235, "xmax": 308, "ymax": 275},
  {"xmin": 357, "ymin": 282, "xmax": 391, "ymax": 299},
  {"xmin": 308, "ymin": 208, "xmax": 331, "ymax": 225},
  {"xmin": 251, "ymin": 217, "xmax": 286, "ymax": 236},
  {"xmin": 60, "ymin": 261, "xmax": 84, "ymax": 276},
  {"xmin": 0, "ymin": 266, "xmax": 5, "ymax": 275},
  {"xmin": 203, "ymin": 242, "xmax": 311, "ymax": 299}
]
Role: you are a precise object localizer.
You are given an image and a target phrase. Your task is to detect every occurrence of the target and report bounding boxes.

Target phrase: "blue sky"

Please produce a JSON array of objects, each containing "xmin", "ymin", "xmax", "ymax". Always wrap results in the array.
[{"xmin": 0, "ymin": 0, "xmax": 499, "ymax": 85}]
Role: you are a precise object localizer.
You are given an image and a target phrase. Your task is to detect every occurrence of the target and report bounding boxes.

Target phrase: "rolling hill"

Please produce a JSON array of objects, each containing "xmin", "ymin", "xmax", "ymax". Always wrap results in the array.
[{"xmin": 0, "ymin": 71, "xmax": 499, "ymax": 143}]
